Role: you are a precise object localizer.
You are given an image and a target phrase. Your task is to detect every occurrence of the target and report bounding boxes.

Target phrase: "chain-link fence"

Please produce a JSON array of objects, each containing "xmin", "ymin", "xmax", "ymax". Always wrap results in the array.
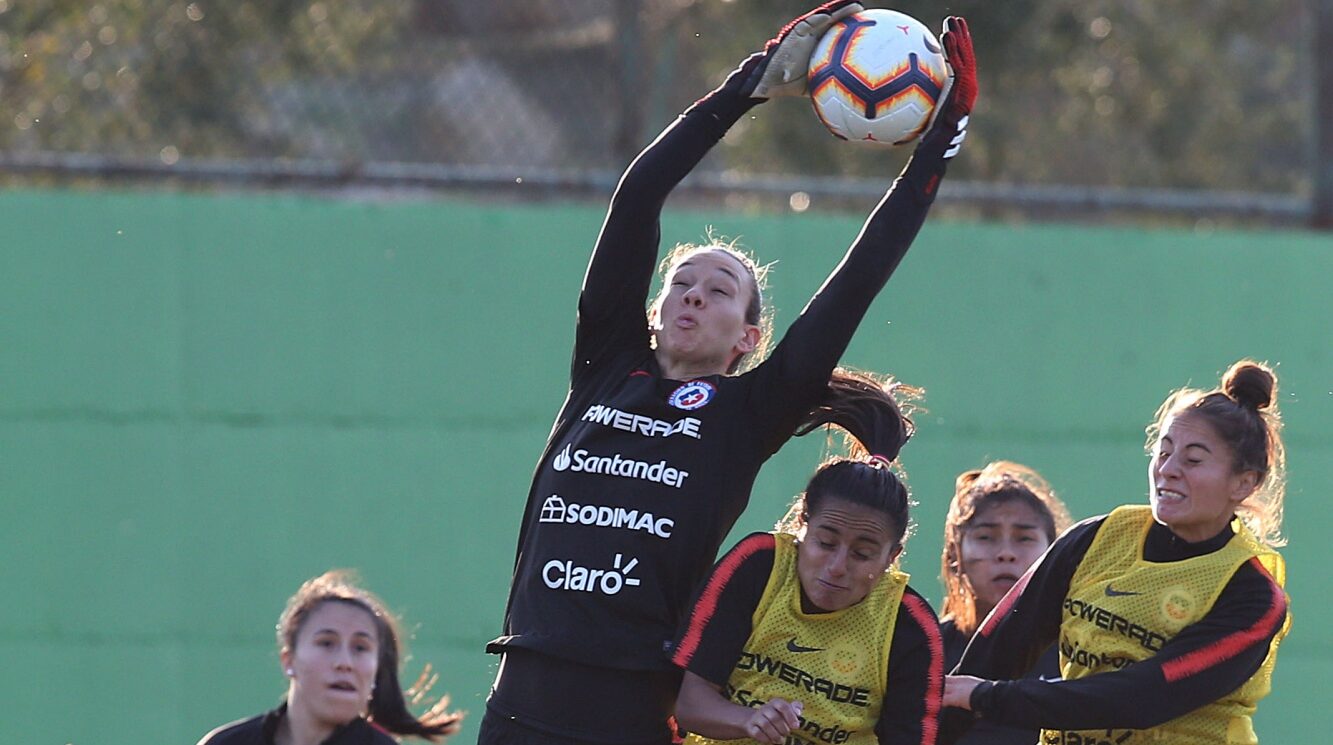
[{"xmin": 1, "ymin": 0, "xmax": 1326, "ymax": 225}]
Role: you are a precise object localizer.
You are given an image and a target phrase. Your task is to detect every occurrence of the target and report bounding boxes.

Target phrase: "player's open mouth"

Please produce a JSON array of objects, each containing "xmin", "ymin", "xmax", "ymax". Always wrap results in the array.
[
  {"xmin": 1155, "ymin": 488, "xmax": 1186, "ymax": 503},
  {"xmin": 328, "ymin": 681, "xmax": 357, "ymax": 693}
]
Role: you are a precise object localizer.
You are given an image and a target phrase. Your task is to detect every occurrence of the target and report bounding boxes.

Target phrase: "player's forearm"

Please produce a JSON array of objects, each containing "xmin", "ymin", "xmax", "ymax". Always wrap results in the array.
[{"xmin": 675, "ymin": 673, "xmax": 757, "ymax": 740}]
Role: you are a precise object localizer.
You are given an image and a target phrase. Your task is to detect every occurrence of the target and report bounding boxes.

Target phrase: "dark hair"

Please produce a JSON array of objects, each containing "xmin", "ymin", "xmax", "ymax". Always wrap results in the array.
[
  {"xmin": 939, "ymin": 461, "xmax": 1072, "ymax": 635},
  {"xmin": 653, "ymin": 239, "xmax": 773, "ymax": 373},
  {"xmin": 1145, "ymin": 359, "xmax": 1287, "ymax": 547},
  {"xmin": 277, "ymin": 570, "xmax": 463, "ymax": 741},
  {"xmin": 776, "ymin": 369, "xmax": 921, "ymax": 550}
]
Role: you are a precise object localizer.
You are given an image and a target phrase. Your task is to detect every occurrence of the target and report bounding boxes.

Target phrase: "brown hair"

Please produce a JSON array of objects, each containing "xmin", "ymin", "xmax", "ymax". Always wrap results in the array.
[
  {"xmin": 651, "ymin": 238, "xmax": 773, "ymax": 373},
  {"xmin": 775, "ymin": 368, "xmax": 922, "ymax": 552},
  {"xmin": 278, "ymin": 570, "xmax": 463, "ymax": 741},
  {"xmin": 1145, "ymin": 359, "xmax": 1287, "ymax": 547},
  {"xmin": 939, "ymin": 461, "xmax": 1072, "ymax": 635}
]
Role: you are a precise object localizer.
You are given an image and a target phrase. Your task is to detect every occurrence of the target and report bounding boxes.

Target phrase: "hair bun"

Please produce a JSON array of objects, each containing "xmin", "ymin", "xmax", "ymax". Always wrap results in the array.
[{"xmin": 1222, "ymin": 360, "xmax": 1276, "ymax": 411}]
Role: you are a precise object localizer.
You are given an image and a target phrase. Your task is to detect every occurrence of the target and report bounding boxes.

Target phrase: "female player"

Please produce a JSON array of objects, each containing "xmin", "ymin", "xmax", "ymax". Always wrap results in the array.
[
  {"xmin": 936, "ymin": 461, "xmax": 1072, "ymax": 745},
  {"xmin": 197, "ymin": 570, "xmax": 462, "ymax": 745},
  {"xmin": 671, "ymin": 370, "xmax": 943, "ymax": 745},
  {"xmin": 941, "ymin": 360, "xmax": 1291, "ymax": 745},
  {"xmin": 479, "ymin": 4, "xmax": 978, "ymax": 744}
]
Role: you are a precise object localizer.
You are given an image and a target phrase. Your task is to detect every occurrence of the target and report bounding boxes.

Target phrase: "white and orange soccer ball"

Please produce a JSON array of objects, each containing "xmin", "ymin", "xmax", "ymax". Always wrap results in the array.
[{"xmin": 807, "ymin": 8, "xmax": 949, "ymax": 146}]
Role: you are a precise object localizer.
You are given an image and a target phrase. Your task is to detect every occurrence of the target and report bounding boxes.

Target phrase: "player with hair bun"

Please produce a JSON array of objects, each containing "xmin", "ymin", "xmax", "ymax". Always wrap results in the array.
[
  {"xmin": 196, "ymin": 570, "xmax": 462, "ymax": 745},
  {"xmin": 672, "ymin": 369, "xmax": 945, "ymax": 745},
  {"xmin": 478, "ymin": 4, "xmax": 978, "ymax": 744},
  {"xmin": 942, "ymin": 360, "xmax": 1291, "ymax": 745}
]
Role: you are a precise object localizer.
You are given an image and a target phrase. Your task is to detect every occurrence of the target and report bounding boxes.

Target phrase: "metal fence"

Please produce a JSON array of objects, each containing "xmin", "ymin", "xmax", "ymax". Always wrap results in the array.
[{"xmin": 2, "ymin": 0, "xmax": 1327, "ymax": 226}]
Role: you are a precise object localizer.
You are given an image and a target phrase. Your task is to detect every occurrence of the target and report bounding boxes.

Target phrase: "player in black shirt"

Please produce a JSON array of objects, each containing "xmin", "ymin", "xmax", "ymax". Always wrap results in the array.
[
  {"xmin": 941, "ymin": 361, "xmax": 1291, "ymax": 744},
  {"xmin": 936, "ymin": 461, "xmax": 1072, "ymax": 745},
  {"xmin": 478, "ymin": 5, "xmax": 979, "ymax": 744},
  {"xmin": 197, "ymin": 571, "xmax": 461, "ymax": 745}
]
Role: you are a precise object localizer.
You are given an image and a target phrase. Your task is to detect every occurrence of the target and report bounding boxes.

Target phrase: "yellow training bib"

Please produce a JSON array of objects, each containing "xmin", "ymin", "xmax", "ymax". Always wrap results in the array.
[
  {"xmin": 1043, "ymin": 506, "xmax": 1288, "ymax": 745},
  {"xmin": 686, "ymin": 532, "xmax": 908, "ymax": 745}
]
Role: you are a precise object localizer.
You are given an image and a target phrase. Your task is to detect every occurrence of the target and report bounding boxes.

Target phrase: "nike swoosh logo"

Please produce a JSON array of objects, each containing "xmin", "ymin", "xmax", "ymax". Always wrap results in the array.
[
  {"xmin": 1104, "ymin": 585, "xmax": 1141, "ymax": 597},
  {"xmin": 786, "ymin": 637, "xmax": 824, "ymax": 653}
]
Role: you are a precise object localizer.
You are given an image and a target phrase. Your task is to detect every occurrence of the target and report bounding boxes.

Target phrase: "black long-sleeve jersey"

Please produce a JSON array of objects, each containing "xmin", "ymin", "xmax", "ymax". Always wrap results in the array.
[
  {"xmin": 674, "ymin": 534, "xmax": 944, "ymax": 745},
  {"xmin": 940, "ymin": 515, "xmax": 1289, "ymax": 741},
  {"xmin": 939, "ymin": 619, "xmax": 1058, "ymax": 745},
  {"xmin": 196, "ymin": 705, "xmax": 394, "ymax": 745},
  {"xmin": 484, "ymin": 56, "xmax": 952, "ymax": 741}
]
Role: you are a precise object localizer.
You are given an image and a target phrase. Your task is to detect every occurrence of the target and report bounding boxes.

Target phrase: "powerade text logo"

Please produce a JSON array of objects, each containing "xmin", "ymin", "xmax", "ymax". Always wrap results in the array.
[
  {"xmin": 551, "ymin": 444, "xmax": 689, "ymax": 488},
  {"xmin": 668, "ymin": 380, "xmax": 715, "ymax": 410},
  {"xmin": 735, "ymin": 651, "xmax": 870, "ymax": 707},
  {"xmin": 581, "ymin": 404, "xmax": 702, "ymax": 439},
  {"xmin": 1062, "ymin": 598, "xmax": 1166, "ymax": 652},
  {"xmin": 543, "ymin": 553, "xmax": 641, "ymax": 595},
  {"xmin": 539, "ymin": 495, "xmax": 673, "ymax": 538}
]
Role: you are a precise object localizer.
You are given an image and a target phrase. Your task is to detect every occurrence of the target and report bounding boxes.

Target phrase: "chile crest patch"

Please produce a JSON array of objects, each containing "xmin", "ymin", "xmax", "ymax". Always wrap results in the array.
[{"xmin": 668, "ymin": 380, "xmax": 715, "ymax": 411}]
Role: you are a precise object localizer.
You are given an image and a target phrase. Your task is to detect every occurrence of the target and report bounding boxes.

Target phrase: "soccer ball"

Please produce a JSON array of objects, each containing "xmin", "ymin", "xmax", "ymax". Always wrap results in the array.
[{"xmin": 807, "ymin": 9, "xmax": 949, "ymax": 146}]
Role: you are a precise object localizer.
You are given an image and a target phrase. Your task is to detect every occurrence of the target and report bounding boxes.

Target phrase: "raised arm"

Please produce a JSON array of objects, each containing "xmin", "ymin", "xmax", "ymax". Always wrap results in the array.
[
  {"xmin": 751, "ymin": 18, "xmax": 979, "ymax": 441},
  {"xmin": 575, "ymin": 3, "xmax": 864, "ymax": 369}
]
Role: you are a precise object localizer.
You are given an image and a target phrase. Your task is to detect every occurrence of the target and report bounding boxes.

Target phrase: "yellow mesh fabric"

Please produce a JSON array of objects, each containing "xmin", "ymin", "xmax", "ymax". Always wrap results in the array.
[
  {"xmin": 1040, "ymin": 506, "xmax": 1288, "ymax": 745},
  {"xmin": 686, "ymin": 532, "xmax": 907, "ymax": 745}
]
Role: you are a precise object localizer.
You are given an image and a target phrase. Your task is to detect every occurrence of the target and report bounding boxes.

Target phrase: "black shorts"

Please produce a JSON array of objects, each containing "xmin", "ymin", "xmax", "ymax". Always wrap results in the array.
[{"xmin": 480, "ymin": 648, "xmax": 679, "ymax": 745}]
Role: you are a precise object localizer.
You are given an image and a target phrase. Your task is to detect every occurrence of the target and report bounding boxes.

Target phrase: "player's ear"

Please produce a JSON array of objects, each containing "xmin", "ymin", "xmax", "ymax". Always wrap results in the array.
[{"xmin": 737, "ymin": 325, "xmax": 761, "ymax": 354}]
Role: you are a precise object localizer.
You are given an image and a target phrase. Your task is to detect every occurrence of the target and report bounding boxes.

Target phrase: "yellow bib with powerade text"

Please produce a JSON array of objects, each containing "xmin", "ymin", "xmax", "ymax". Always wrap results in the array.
[
  {"xmin": 1043, "ymin": 506, "xmax": 1288, "ymax": 745},
  {"xmin": 686, "ymin": 532, "xmax": 907, "ymax": 745}
]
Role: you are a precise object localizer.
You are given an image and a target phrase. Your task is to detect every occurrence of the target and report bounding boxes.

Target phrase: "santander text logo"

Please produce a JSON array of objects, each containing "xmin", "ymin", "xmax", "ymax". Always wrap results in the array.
[{"xmin": 551, "ymin": 444, "xmax": 689, "ymax": 488}]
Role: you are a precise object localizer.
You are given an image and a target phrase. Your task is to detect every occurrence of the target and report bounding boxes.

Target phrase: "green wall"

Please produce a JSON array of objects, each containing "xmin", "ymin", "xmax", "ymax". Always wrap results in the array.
[{"xmin": 2, "ymin": 189, "xmax": 1329, "ymax": 743}]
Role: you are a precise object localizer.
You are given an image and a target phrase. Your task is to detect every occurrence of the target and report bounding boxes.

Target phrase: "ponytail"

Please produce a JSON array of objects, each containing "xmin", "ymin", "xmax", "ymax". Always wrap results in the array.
[
  {"xmin": 778, "ymin": 369, "xmax": 921, "ymax": 548},
  {"xmin": 278, "ymin": 571, "xmax": 463, "ymax": 741}
]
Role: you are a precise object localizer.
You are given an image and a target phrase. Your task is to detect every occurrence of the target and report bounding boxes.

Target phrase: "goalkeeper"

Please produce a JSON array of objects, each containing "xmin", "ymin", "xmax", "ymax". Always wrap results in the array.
[{"xmin": 477, "ymin": 5, "xmax": 977, "ymax": 745}]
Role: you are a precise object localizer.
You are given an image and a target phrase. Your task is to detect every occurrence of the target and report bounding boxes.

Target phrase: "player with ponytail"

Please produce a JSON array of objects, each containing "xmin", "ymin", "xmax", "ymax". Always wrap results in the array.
[
  {"xmin": 479, "ymin": 4, "xmax": 978, "ymax": 744},
  {"xmin": 672, "ymin": 370, "xmax": 944, "ymax": 745},
  {"xmin": 197, "ymin": 571, "xmax": 462, "ymax": 745},
  {"xmin": 942, "ymin": 360, "xmax": 1291, "ymax": 745}
]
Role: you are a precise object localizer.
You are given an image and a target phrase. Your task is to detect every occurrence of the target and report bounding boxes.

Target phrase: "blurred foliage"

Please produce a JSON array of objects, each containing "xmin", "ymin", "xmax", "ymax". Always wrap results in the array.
[
  {"xmin": 0, "ymin": 0, "xmax": 411, "ymax": 159},
  {"xmin": 0, "ymin": 0, "xmax": 1313, "ymax": 193},
  {"xmin": 679, "ymin": 0, "xmax": 1310, "ymax": 192}
]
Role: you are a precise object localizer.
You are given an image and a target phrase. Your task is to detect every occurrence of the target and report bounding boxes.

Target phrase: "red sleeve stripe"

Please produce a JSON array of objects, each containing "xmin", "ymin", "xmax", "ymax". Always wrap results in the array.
[
  {"xmin": 901, "ymin": 593, "xmax": 944, "ymax": 745},
  {"xmin": 671, "ymin": 533, "xmax": 775, "ymax": 668},
  {"xmin": 1160, "ymin": 558, "xmax": 1288, "ymax": 684},
  {"xmin": 978, "ymin": 564, "xmax": 1035, "ymax": 638}
]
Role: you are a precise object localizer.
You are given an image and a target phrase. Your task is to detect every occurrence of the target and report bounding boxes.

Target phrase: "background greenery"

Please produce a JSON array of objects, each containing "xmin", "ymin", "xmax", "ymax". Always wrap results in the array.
[{"xmin": 0, "ymin": 0, "xmax": 1314, "ymax": 194}]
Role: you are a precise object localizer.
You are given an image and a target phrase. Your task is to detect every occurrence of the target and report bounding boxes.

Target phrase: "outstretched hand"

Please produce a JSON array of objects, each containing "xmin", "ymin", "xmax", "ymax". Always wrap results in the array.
[
  {"xmin": 919, "ymin": 16, "xmax": 979, "ymax": 158},
  {"xmin": 744, "ymin": 697, "xmax": 804, "ymax": 744},
  {"xmin": 743, "ymin": 1, "xmax": 864, "ymax": 99}
]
